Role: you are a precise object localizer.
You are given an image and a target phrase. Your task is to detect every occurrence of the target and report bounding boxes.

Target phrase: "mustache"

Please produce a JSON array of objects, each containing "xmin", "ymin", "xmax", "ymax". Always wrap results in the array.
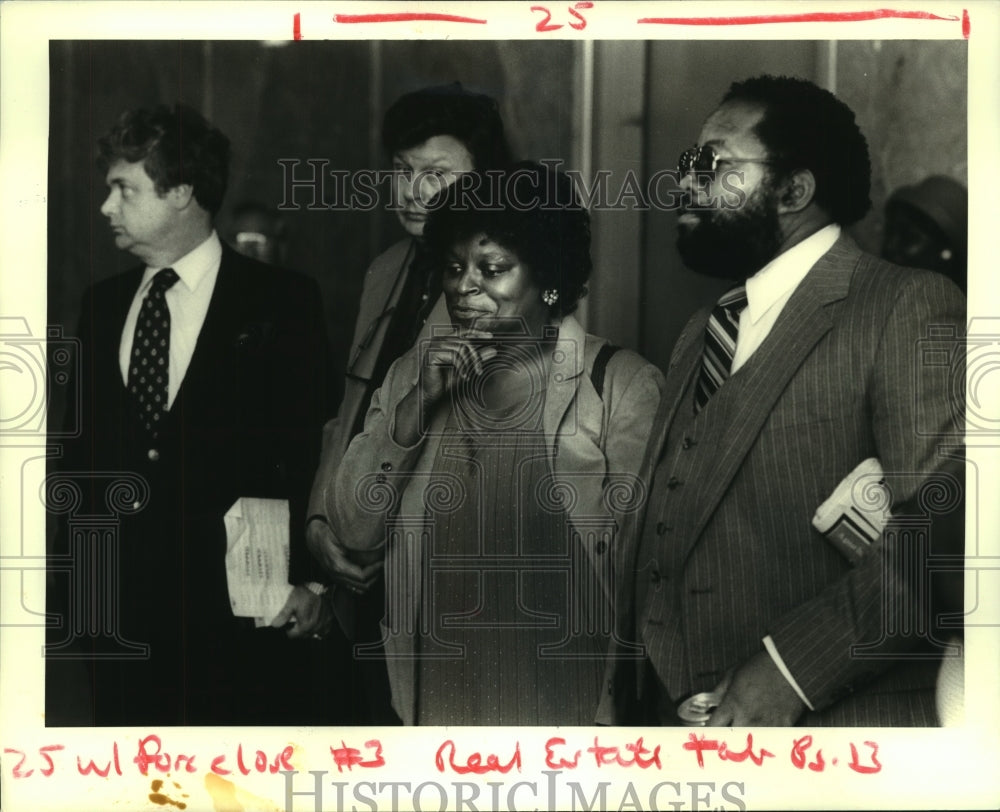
[{"xmin": 678, "ymin": 193, "xmax": 705, "ymax": 218}]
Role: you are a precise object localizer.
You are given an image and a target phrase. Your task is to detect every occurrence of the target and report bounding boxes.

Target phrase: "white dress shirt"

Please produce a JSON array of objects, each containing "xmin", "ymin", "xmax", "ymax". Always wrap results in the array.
[
  {"xmin": 119, "ymin": 231, "xmax": 223, "ymax": 408},
  {"xmin": 731, "ymin": 223, "xmax": 841, "ymax": 373},
  {"xmin": 728, "ymin": 222, "xmax": 841, "ymax": 712}
]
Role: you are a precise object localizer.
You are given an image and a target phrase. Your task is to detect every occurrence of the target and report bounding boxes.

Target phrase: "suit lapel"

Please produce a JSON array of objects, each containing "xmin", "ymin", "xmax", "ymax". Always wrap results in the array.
[
  {"xmin": 652, "ymin": 313, "xmax": 707, "ymax": 463},
  {"xmin": 104, "ymin": 268, "xmax": 152, "ymax": 434},
  {"xmin": 107, "ymin": 268, "xmax": 146, "ymax": 387},
  {"xmin": 681, "ymin": 235, "xmax": 859, "ymax": 556},
  {"xmin": 542, "ymin": 317, "xmax": 586, "ymax": 456},
  {"xmin": 171, "ymin": 249, "xmax": 245, "ymax": 421},
  {"xmin": 347, "ymin": 239, "xmax": 416, "ymax": 381}
]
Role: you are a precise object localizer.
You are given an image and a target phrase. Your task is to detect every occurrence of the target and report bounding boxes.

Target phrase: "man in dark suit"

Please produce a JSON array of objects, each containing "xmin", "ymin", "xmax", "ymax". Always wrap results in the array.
[
  {"xmin": 47, "ymin": 104, "xmax": 337, "ymax": 726},
  {"xmin": 599, "ymin": 76, "xmax": 965, "ymax": 726},
  {"xmin": 303, "ymin": 84, "xmax": 510, "ymax": 722}
]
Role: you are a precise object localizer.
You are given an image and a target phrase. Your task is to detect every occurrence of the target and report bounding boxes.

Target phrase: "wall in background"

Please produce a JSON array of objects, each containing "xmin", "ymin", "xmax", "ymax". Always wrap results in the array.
[{"xmin": 836, "ymin": 40, "xmax": 968, "ymax": 254}]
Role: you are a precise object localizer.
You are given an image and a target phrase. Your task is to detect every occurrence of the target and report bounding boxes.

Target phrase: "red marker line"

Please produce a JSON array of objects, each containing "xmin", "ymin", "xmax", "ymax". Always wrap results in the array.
[
  {"xmin": 333, "ymin": 12, "xmax": 487, "ymax": 25},
  {"xmin": 638, "ymin": 10, "xmax": 961, "ymax": 26}
]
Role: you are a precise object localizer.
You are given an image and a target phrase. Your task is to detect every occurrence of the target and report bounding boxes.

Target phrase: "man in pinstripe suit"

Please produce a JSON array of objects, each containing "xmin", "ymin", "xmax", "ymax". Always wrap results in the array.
[{"xmin": 599, "ymin": 76, "xmax": 965, "ymax": 726}]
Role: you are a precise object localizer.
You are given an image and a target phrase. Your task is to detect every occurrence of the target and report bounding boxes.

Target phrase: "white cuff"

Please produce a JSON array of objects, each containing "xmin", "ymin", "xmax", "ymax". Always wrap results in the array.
[{"xmin": 763, "ymin": 635, "xmax": 815, "ymax": 711}]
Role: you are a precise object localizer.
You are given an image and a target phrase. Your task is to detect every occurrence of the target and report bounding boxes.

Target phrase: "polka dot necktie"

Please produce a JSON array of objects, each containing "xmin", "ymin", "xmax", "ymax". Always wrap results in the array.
[
  {"xmin": 694, "ymin": 285, "xmax": 748, "ymax": 413},
  {"xmin": 128, "ymin": 267, "xmax": 179, "ymax": 435}
]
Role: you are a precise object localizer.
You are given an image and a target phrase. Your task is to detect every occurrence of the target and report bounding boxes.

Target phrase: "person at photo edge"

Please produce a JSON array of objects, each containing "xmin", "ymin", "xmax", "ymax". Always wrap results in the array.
[
  {"xmin": 46, "ymin": 103, "xmax": 338, "ymax": 726},
  {"xmin": 304, "ymin": 83, "xmax": 512, "ymax": 723},
  {"xmin": 325, "ymin": 162, "xmax": 665, "ymax": 725},
  {"xmin": 598, "ymin": 75, "xmax": 966, "ymax": 727}
]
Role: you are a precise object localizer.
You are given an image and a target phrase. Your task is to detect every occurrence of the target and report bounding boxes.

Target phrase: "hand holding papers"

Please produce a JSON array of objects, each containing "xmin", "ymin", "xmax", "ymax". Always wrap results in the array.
[{"xmin": 224, "ymin": 497, "xmax": 294, "ymax": 627}]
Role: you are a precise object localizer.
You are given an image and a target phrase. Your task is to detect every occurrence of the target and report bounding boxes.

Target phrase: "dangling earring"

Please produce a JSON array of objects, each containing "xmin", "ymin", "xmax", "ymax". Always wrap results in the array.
[{"xmin": 542, "ymin": 289, "xmax": 559, "ymax": 306}]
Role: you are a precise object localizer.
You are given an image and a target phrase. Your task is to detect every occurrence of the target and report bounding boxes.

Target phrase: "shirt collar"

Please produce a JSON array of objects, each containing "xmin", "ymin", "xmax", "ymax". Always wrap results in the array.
[
  {"xmin": 142, "ymin": 231, "xmax": 222, "ymax": 293},
  {"xmin": 744, "ymin": 224, "xmax": 841, "ymax": 325}
]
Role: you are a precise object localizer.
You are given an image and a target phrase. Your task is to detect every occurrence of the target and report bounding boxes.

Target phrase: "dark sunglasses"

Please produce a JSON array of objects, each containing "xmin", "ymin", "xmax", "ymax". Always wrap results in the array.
[{"xmin": 678, "ymin": 144, "xmax": 776, "ymax": 176}]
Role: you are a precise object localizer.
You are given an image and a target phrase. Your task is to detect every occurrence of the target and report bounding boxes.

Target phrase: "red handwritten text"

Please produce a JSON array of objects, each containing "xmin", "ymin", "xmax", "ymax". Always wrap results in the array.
[
  {"xmin": 848, "ymin": 741, "xmax": 882, "ymax": 774},
  {"xmin": 4, "ymin": 745, "xmax": 65, "ymax": 778},
  {"xmin": 589, "ymin": 736, "xmax": 662, "ymax": 769},
  {"xmin": 77, "ymin": 742, "xmax": 123, "ymax": 777},
  {"xmin": 790, "ymin": 735, "xmax": 826, "ymax": 772},
  {"xmin": 435, "ymin": 740, "xmax": 522, "ymax": 775},
  {"xmin": 329, "ymin": 740, "xmax": 385, "ymax": 772},
  {"xmin": 210, "ymin": 744, "xmax": 294, "ymax": 776},
  {"xmin": 545, "ymin": 737, "xmax": 581, "ymax": 769},
  {"xmin": 683, "ymin": 733, "xmax": 775, "ymax": 768},
  {"xmin": 531, "ymin": 2, "xmax": 593, "ymax": 32}
]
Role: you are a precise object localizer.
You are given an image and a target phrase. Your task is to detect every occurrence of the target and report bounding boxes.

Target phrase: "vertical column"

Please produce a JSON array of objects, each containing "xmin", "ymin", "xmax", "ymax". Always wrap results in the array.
[{"xmin": 45, "ymin": 473, "xmax": 149, "ymax": 659}]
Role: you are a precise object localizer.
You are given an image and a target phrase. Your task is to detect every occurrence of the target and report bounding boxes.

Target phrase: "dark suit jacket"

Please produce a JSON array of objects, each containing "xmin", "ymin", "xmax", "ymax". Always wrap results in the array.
[
  {"xmin": 598, "ymin": 235, "xmax": 966, "ymax": 726},
  {"xmin": 47, "ymin": 244, "xmax": 332, "ymax": 725}
]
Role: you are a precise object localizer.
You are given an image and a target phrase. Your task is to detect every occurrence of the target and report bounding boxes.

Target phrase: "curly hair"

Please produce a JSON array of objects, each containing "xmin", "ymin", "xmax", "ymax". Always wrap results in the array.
[
  {"xmin": 422, "ymin": 161, "xmax": 592, "ymax": 316},
  {"xmin": 97, "ymin": 103, "xmax": 231, "ymax": 215},
  {"xmin": 722, "ymin": 75, "xmax": 872, "ymax": 226},
  {"xmin": 382, "ymin": 82, "xmax": 512, "ymax": 172}
]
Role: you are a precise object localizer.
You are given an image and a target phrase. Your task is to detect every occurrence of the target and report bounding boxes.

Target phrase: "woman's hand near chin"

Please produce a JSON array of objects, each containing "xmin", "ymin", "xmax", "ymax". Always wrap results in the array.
[
  {"xmin": 391, "ymin": 327, "xmax": 496, "ymax": 447},
  {"xmin": 417, "ymin": 326, "xmax": 496, "ymax": 406}
]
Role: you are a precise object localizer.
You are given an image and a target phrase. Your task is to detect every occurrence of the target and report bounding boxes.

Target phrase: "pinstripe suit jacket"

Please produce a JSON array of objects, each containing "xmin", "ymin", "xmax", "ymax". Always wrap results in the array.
[{"xmin": 597, "ymin": 234, "xmax": 965, "ymax": 726}]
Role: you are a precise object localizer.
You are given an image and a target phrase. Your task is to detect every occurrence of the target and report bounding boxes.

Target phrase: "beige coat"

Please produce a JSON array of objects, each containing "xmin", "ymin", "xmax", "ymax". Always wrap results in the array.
[{"xmin": 327, "ymin": 315, "xmax": 664, "ymax": 724}]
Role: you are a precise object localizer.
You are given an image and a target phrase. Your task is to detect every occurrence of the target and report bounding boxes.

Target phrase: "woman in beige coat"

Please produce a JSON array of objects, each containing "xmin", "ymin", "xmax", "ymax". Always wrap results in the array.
[{"xmin": 327, "ymin": 163, "xmax": 663, "ymax": 725}]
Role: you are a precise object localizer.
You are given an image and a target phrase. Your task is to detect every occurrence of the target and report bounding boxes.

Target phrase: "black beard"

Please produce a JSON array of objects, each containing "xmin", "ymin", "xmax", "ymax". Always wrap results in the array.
[{"xmin": 676, "ymin": 189, "xmax": 783, "ymax": 281}]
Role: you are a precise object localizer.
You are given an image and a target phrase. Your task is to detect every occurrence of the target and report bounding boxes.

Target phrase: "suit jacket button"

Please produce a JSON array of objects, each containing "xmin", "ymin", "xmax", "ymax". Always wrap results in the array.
[
  {"xmin": 595, "ymin": 540, "xmax": 608, "ymax": 554},
  {"xmin": 656, "ymin": 521, "xmax": 672, "ymax": 535},
  {"xmin": 381, "ymin": 462, "xmax": 393, "ymax": 472},
  {"xmin": 667, "ymin": 476, "xmax": 682, "ymax": 490},
  {"xmin": 682, "ymin": 436, "xmax": 696, "ymax": 449},
  {"xmin": 147, "ymin": 448, "xmax": 160, "ymax": 462},
  {"xmin": 132, "ymin": 500, "xmax": 142, "ymax": 510}
]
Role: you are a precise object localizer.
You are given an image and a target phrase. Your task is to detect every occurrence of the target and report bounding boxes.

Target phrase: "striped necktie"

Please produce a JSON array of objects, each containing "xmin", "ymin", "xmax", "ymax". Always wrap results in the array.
[
  {"xmin": 694, "ymin": 285, "xmax": 748, "ymax": 413},
  {"xmin": 127, "ymin": 267, "xmax": 180, "ymax": 435}
]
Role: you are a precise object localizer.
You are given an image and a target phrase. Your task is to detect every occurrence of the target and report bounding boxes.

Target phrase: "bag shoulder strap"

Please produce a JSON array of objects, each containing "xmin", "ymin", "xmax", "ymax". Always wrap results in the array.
[{"xmin": 590, "ymin": 342, "xmax": 621, "ymax": 400}]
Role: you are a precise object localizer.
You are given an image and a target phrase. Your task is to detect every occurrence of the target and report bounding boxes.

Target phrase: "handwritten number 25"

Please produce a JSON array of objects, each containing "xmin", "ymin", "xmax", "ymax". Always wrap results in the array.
[
  {"xmin": 4, "ymin": 746, "xmax": 64, "ymax": 778},
  {"xmin": 532, "ymin": 2, "xmax": 593, "ymax": 32}
]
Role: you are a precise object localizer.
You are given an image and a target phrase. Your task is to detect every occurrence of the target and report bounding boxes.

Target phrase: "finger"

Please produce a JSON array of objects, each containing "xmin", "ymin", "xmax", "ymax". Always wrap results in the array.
[
  {"xmin": 270, "ymin": 605, "xmax": 294, "ymax": 628},
  {"xmin": 332, "ymin": 575, "xmax": 372, "ymax": 593},
  {"xmin": 466, "ymin": 342, "xmax": 486, "ymax": 378},
  {"xmin": 287, "ymin": 603, "xmax": 320, "ymax": 637},
  {"xmin": 329, "ymin": 556, "xmax": 371, "ymax": 581},
  {"xmin": 713, "ymin": 668, "xmax": 734, "ymax": 700},
  {"xmin": 706, "ymin": 701, "xmax": 735, "ymax": 727},
  {"xmin": 425, "ymin": 343, "xmax": 457, "ymax": 370},
  {"xmin": 337, "ymin": 562, "xmax": 384, "ymax": 593},
  {"xmin": 457, "ymin": 328, "xmax": 493, "ymax": 341},
  {"xmin": 358, "ymin": 561, "xmax": 384, "ymax": 580},
  {"xmin": 454, "ymin": 342, "xmax": 478, "ymax": 380}
]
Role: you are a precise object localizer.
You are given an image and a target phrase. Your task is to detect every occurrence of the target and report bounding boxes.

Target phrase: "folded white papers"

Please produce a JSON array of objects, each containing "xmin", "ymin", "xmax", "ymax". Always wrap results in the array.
[
  {"xmin": 224, "ymin": 497, "xmax": 294, "ymax": 627},
  {"xmin": 812, "ymin": 457, "xmax": 890, "ymax": 565}
]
